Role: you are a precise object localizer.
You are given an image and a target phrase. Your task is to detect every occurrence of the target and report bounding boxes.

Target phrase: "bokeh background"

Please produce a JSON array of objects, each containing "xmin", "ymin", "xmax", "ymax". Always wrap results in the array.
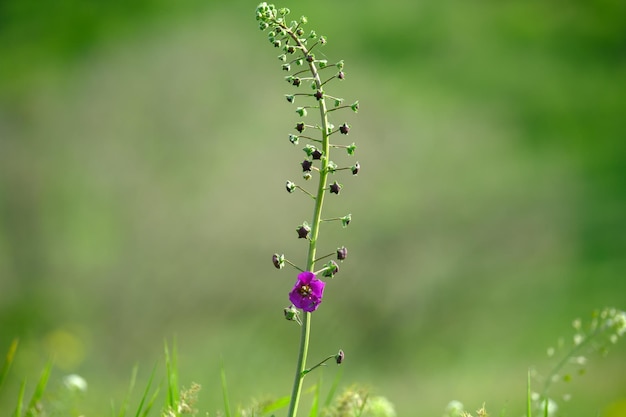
[{"xmin": 1, "ymin": 0, "xmax": 625, "ymax": 415}]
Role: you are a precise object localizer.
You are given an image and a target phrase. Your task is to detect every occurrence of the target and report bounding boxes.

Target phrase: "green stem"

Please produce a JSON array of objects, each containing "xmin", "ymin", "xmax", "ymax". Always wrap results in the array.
[{"xmin": 285, "ymin": 21, "xmax": 331, "ymax": 417}]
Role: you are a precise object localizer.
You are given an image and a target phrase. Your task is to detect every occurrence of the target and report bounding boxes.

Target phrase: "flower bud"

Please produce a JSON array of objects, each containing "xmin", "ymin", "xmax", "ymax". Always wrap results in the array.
[
  {"xmin": 301, "ymin": 159, "xmax": 313, "ymax": 172},
  {"xmin": 329, "ymin": 181, "xmax": 342, "ymax": 194},
  {"xmin": 335, "ymin": 350, "xmax": 345, "ymax": 364},
  {"xmin": 339, "ymin": 123, "xmax": 350, "ymax": 135},
  {"xmin": 351, "ymin": 162, "xmax": 360, "ymax": 175},
  {"xmin": 337, "ymin": 71, "xmax": 345, "ymax": 79},
  {"xmin": 287, "ymin": 45, "xmax": 296, "ymax": 54},
  {"xmin": 284, "ymin": 305, "xmax": 301, "ymax": 324},
  {"xmin": 295, "ymin": 122, "xmax": 306, "ymax": 133},
  {"xmin": 278, "ymin": 53, "xmax": 287, "ymax": 61},
  {"xmin": 296, "ymin": 28, "xmax": 304, "ymax": 36},
  {"xmin": 311, "ymin": 149, "xmax": 323, "ymax": 160},
  {"xmin": 319, "ymin": 36, "xmax": 327, "ymax": 44},
  {"xmin": 285, "ymin": 181, "xmax": 296, "ymax": 193},
  {"xmin": 296, "ymin": 107, "xmax": 307, "ymax": 117},
  {"xmin": 296, "ymin": 222, "xmax": 311, "ymax": 239},
  {"xmin": 300, "ymin": 15, "xmax": 308, "ymax": 24},
  {"xmin": 289, "ymin": 134, "xmax": 299, "ymax": 145},
  {"xmin": 303, "ymin": 172, "xmax": 312, "ymax": 180},
  {"xmin": 347, "ymin": 143, "xmax": 356, "ymax": 155},
  {"xmin": 306, "ymin": 54, "xmax": 315, "ymax": 62},
  {"xmin": 351, "ymin": 101, "xmax": 359, "ymax": 113},
  {"xmin": 292, "ymin": 77, "xmax": 302, "ymax": 87},
  {"xmin": 272, "ymin": 253, "xmax": 285, "ymax": 269},
  {"xmin": 282, "ymin": 63, "xmax": 291, "ymax": 71},
  {"xmin": 322, "ymin": 260, "xmax": 339, "ymax": 277},
  {"xmin": 326, "ymin": 161, "xmax": 337, "ymax": 174},
  {"xmin": 314, "ymin": 90, "xmax": 323, "ymax": 100},
  {"xmin": 285, "ymin": 94, "xmax": 295, "ymax": 103},
  {"xmin": 341, "ymin": 214, "xmax": 351, "ymax": 228},
  {"xmin": 336, "ymin": 246, "xmax": 348, "ymax": 260}
]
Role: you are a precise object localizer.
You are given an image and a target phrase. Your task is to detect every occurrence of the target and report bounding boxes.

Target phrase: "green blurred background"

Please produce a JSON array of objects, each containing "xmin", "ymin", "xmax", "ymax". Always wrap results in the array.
[{"xmin": 1, "ymin": 0, "xmax": 625, "ymax": 415}]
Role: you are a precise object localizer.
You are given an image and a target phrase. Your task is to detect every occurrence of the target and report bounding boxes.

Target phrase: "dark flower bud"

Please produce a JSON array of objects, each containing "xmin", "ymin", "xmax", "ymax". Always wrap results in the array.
[
  {"xmin": 335, "ymin": 350, "xmax": 344, "ymax": 364},
  {"xmin": 351, "ymin": 162, "xmax": 360, "ymax": 175},
  {"xmin": 339, "ymin": 123, "xmax": 350, "ymax": 135},
  {"xmin": 292, "ymin": 77, "xmax": 301, "ymax": 87},
  {"xmin": 296, "ymin": 222, "xmax": 311, "ymax": 239},
  {"xmin": 301, "ymin": 159, "xmax": 313, "ymax": 172},
  {"xmin": 282, "ymin": 63, "xmax": 291, "ymax": 71},
  {"xmin": 322, "ymin": 260, "xmax": 339, "ymax": 277},
  {"xmin": 329, "ymin": 181, "xmax": 342, "ymax": 194},
  {"xmin": 311, "ymin": 149, "xmax": 323, "ymax": 160},
  {"xmin": 287, "ymin": 45, "xmax": 296, "ymax": 54},
  {"xmin": 314, "ymin": 90, "xmax": 323, "ymax": 100},
  {"xmin": 296, "ymin": 28, "xmax": 304, "ymax": 36},
  {"xmin": 273, "ymin": 39, "xmax": 281, "ymax": 48},
  {"xmin": 336, "ymin": 246, "xmax": 348, "ymax": 260},
  {"xmin": 272, "ymin": 253, "xmax": 285, "ymax": 269},
  {"xmin": 337, "ymin": 71, "xmax": 345, "ymax": 80},
  {"xmin": 306, "ymin": 54, "xmax": 315, "ymax": 62},
  {"xmin": 286, "ymin": 181, "xmax": 296, "ymax": 193},
  {"xmin": 295, "ymin": 122, "xmax": 305, "ymax": 133}
]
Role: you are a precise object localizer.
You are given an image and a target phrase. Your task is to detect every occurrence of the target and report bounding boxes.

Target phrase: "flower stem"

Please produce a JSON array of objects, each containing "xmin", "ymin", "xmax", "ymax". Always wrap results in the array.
[{"xmin": 286, "ymin": 23, "xmax": 331, "ymax": 417}]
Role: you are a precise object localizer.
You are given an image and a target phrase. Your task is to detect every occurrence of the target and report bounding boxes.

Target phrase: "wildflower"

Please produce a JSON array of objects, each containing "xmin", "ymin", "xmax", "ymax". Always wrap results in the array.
[
  {"xmin": 295, "ymin": 122, "xmax": 305, "ymax": 133},
  {"xmin": 286, "ymin": 181, "xmax": 296, "ymax": 193},
  {"xmin": 351, "ymin": 162, "xmax": 360, "ymax": 175},
  {"xmin": 329, "ymin": 181, "xmax": 342, "ymax": 194},
  {"xmin": 314, "ymin": 90, "xmax": 323, "ymax": 100},
  {"xmin": 339, "ymin": 123, "xmax": 350, "ymax": 134},
  {"xmin": 301, "ymin": 159, "xmax": 313, "ymax": 172},
  {"xmin": 336, "ymin": 246, "xmax": 348, "ymax": 260},
  {"xmin": 289, "ymin": 271, "xmax": 325, "ymax": 312},
  {"xmin": 335, "ymin": 349, "xmax": 345, "ymax": 364}
]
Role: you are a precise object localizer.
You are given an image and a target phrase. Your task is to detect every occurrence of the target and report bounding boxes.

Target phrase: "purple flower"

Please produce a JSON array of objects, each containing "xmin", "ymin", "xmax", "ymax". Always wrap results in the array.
[{"xmin": 289, "ymin": 271, "xmax": 325, "ymax": 312}]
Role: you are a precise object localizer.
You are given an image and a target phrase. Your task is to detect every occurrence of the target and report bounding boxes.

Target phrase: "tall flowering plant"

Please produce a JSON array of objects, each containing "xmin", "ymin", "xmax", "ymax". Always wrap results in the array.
[{"xmin": 256, "ymin": 3, "xmax": 359, "ymax": 417}]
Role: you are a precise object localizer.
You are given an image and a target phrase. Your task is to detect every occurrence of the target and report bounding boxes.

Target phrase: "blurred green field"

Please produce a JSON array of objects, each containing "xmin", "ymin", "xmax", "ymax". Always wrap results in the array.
[{"xmin": 1, "ymin": 0, "xmax": 625, "ymax": 415}]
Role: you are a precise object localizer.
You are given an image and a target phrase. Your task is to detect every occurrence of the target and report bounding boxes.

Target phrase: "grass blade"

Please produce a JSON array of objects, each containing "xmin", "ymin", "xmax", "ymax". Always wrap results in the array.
[
  {"xmin": 526, "ymin": 369, "xmax": 532, "ymax": 417},
  {"xmin": 164, "ymin": 339, "xmax": 179, "ymax": 412},
  {"xmin": 13, "ymin": 378, "xmax": 26, "ymax": 417},
  {"xmin": 140, "ymin": 382, "xmax": 162, "ymax": 417},
  {"xmin": 261, "ymin": 396, "xmax": 290, "ymax": 414},
  {"xmin": 25, "ymin": 359, "xmax": 52, "ymax": 417},
  {"xmin": 1, "ymin": 338, "xmax": 19, "ymax": 393},
  {"xmin": 118, "ymin": 364, "xmax": 139, "ymax": 417},
  {"xmin": 220, "ymin": 360, "xmax": 232, "ymax": 417},
  {"xmin": 308, "ymin": 379, "xmax": 320, "ymax": 417},
  {"xmin": 134, "ymin": 362, "xmax": 157, "ymax": 417},
  {"xmin": 323, "ymin": 368, "xmax": 342, "ymax": 408}
]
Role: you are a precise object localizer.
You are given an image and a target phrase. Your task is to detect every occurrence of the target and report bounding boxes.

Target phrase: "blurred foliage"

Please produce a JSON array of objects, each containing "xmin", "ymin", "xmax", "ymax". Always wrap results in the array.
[{"xmin": 1, "ymin": 0, "xmax": 625, "ymax": 415}]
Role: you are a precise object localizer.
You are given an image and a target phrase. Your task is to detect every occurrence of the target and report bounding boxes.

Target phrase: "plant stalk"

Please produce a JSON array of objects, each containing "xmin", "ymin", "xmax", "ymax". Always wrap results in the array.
[{"xmin": 287, "ymin": 27, "xmax": 331, "ymax": 417}]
